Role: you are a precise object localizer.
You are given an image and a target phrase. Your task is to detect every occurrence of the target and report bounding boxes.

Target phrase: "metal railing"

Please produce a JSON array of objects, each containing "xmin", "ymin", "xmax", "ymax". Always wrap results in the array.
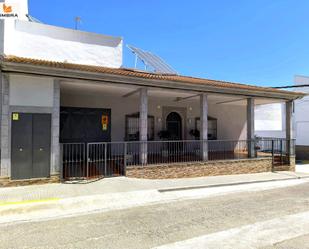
[
  {"xmin": 61, "ymin": 138, "xmax": 295, "ymax": 180},
  {"xmin": 62, "ymin": 143, "xmax": 86, "ymax": 180},
  {"xmin": 255, "ymin": 138, "xmax": 295, "ymax": 165},
  {"xmin": 208, "ymin": 140, "xmax": 249, "ymax": 160}
]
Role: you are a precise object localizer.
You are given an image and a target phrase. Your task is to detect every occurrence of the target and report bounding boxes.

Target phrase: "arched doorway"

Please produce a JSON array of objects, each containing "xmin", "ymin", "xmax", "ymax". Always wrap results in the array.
[{"xmin": 166, "ymin": 112, "xmax": 182, "ymax": 140}]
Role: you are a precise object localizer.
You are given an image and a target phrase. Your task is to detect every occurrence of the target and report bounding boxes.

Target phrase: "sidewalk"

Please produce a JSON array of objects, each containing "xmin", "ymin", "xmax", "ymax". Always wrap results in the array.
[
  {"xmin": 1, "ymin": 171, "xmax": 309, "ymax": 203},
  {"xmin": 296, "ymin": 164, "xmax": 309, "ymax": 174},
  {"xmin": 1, "ymin": 171, "xmax": 309, "ymax": 225}
]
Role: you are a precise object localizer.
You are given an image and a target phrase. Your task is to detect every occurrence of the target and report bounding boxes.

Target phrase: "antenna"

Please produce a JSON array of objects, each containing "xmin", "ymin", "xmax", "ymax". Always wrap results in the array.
[{"xmin": 75, "ymin": 16, "xmax": 82, "ymax": 30}]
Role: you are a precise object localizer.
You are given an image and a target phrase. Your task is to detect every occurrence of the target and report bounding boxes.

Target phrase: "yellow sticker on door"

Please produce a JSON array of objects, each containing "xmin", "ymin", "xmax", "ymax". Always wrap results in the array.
[
  {"xmin": 102, "ymin": 115, "xmax": 108, "ymax": 131},
  {"xmin": 12, "ymin": 113, "xmax": 19, "ymax": 121}
]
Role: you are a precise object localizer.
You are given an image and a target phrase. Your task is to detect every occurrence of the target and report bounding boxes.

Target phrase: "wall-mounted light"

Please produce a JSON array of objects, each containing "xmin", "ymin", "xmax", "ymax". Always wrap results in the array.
[
  {"xmin": 157, "ymin": 105, "xmax": 161, "ymax": 109},
  {"xmin": 157, "ymin": 117, "xmax": 162, "ymax": 123},
  {"xmin": 188, "ymin": 118, "xmax": 192, "ymax": 124},
  {"xmin": 189, "ymin": 107, "xmax": 193, "ymax": 111}
]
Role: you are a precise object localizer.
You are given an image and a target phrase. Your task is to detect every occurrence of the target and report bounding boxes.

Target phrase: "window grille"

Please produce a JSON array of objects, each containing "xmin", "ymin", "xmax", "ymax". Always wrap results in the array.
[
  {"xmin": 125, "ymin": 113, "xmax": 155, "ymax": 141},
  {"xmin": 195, "ymin": 116, "xmax": 217, "ymax": 140}
]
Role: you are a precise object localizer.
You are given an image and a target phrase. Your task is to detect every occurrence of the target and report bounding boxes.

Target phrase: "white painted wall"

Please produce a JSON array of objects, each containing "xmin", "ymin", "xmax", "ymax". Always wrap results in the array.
[
  {"xmin": 0, "ymin": 0, "xmax": 123, "ymax": 68},
  {"xmin": 61, "ymin": 90, "xmax": 247, "ymax": 142},
  {"xmin": 294, "ymin": 76, "xmax": 309, "ymax": 146},
  {"xmin": 210, "ymin": 103, "xmax": 247, "ymax": 141},
  {"xmin": 255, "ymin": 103, "xmax": 286, "ymax": 139},
  {"xmin": 2, "ymin": 20, "xmax": 123, "ymax": 67},
  {"xmin": 9, "ymin": 74, "xmax": 54, "ymax": 107}
]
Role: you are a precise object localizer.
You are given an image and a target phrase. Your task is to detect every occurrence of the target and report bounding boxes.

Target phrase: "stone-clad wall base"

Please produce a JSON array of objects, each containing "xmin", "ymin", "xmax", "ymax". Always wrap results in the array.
[
  {"xmin": 0, "ymin": 174, "xmax": 60, "ymax": 188},
  {"xmin": 273, "ymin": 156, "xmax": 296, "ymax": 172},
  {"xmin": 126, "ymin": 158, "xmax": 273, "ymax": 179}
]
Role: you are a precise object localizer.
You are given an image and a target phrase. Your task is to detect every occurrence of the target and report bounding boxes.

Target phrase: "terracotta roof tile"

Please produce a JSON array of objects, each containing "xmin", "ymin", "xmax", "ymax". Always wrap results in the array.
[{"xmin": 1, "ymin": 55, "xmax": 304, "ymax": 97}]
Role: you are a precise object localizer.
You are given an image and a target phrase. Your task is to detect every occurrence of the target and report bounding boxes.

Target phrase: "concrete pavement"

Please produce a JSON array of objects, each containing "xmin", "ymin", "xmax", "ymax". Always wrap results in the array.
[
  {"xmin": 1, "ymin": 171, "xmax": 309, "ymax": 225},
  {"xmin": 2, "ymin": 177, "xmax": 309, "ymax": 225},
  {"xmin": 296, "ymin": 164, "xmax": 309, "ymax": 174},
  {"xmin": 1, "ymin": 171, "xmax": 308, "ymax": 203},
  {"xmin": 1, "ymin": 181, "xmax": 309, "ymax": 249}
]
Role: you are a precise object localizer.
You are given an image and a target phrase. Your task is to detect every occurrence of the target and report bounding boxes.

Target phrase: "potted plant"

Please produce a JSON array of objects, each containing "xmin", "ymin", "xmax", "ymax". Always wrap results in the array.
[
  {"xmin": 189, "ymin": 129, "xmax": 200, "ymax": 140},
  {"xmin": 158, "ymin": 130, "xmax": 170, "ymax": 140}
]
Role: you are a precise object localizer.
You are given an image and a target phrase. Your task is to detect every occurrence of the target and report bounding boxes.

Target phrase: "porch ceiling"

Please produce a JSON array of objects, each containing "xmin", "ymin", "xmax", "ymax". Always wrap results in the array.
[{"xmin": 60, "ymin": 81, "xmax": 284, "ymax": 106}]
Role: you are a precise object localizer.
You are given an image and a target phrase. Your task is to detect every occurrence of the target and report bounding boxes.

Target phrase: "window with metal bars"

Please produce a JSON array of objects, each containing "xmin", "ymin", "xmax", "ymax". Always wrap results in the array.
[
  {"xmin": 125, "ymin": 113, "xmax": 155, "ymax": 141},
  {"xmin": 195, "ymin": 116, "xmax": 217, "ymax": 140}
]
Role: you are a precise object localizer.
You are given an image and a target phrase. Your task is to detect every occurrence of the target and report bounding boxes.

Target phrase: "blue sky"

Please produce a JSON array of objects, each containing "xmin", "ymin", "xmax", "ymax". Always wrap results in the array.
[{"xmin": 29, "ymin": 0, "xmax": 309, "ymax": 87}]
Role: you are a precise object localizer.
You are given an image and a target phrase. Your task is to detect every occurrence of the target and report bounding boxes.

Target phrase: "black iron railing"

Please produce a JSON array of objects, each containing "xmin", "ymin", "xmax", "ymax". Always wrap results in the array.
[{"xmin": 61, "ymin": 138, "xmax": 295, "ymax": 180}]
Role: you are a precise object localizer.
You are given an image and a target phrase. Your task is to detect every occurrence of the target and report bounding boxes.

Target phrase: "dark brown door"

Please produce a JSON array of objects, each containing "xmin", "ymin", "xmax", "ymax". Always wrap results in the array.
[
  {"xmin": 166, "ymin": 112, "xmax": 182, "ymax": 140},
  {"xmin": 11, "ymin": 113, "xmax": 33, "ymax": 180},
  {"xmin": 11, "ymin": 113, "xmax": 51, "ymax": 180},
  {"xmin": 32, "ymin": 114, "xmax": 51, "ymax": 179}
]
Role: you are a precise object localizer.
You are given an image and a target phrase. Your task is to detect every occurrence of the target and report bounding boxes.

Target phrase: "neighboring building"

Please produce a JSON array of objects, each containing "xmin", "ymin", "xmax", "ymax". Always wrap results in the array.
[
  {"xmin": 255, "ymin": 76, "xmax": 309, "ymax": 160},
  {"xmin": 0, "ymin": 0, "xmax": 304, "ymax": 186},
  {"xmin": 293, "ymin": 76, "xmax": 309, "ymax": 159}
]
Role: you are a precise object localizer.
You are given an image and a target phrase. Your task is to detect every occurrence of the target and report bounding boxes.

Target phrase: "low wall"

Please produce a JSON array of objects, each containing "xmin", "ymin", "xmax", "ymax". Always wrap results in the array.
[
  {"xmin": 126, "ymin": 158, "xmax": 274, "ymax": 179},
  {"xmin": 273, "ymin": 156, "xmax": 296, "ymax": 172},
  {"xmin": 0, "ymin": 157, "xmax": 296, "ymax": 185}
]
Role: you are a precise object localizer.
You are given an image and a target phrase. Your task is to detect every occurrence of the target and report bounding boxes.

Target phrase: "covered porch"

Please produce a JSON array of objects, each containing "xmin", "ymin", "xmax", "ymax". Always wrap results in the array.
[{"xmin": 59, "ymin": 80, "xmax": 294, "ymax": 180}]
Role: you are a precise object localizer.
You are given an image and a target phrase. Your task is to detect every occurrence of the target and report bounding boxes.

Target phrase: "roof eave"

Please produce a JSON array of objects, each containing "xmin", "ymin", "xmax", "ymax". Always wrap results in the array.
[{"xmin": 0, "ymin": 60, "xmax": 304, "ymax": 101}]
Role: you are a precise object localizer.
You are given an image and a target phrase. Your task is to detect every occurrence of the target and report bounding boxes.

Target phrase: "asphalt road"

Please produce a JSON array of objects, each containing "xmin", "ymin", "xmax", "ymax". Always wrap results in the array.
[{"xmin": 1, "ymin": 182, "xmax": 309, "ymax": 249}]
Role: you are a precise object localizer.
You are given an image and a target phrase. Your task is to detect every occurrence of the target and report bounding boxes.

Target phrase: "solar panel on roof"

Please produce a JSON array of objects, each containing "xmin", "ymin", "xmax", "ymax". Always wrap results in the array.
[
  {"xmin": 26, "ymin": 14, "xmax": 43, "ymax": 23},
  {"xmin": 127, "ymin": 45, "xmax": 178, "ymax": 75}
]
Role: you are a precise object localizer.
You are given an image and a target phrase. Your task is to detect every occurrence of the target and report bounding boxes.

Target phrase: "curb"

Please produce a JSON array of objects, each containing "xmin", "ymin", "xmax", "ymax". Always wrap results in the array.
[{"xmin": 159, "ymin": 175, "xmax": 309, "ymax": 192}]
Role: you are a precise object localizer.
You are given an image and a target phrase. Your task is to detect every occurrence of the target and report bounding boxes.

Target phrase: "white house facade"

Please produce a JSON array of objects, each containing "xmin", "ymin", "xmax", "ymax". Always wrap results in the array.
[{"xmin": 0, "ymin": 0, "xmax": 304, "ymax": 186}]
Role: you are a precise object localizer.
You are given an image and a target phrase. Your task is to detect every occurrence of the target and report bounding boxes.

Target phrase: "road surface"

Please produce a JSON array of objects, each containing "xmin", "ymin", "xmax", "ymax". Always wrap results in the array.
[{"xmin": 1, "ymin": 182, "xmax": 309, "ymax": 249}]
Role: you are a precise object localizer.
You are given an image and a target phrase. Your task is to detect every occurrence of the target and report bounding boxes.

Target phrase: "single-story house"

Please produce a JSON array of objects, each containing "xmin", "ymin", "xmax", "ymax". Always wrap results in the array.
[{"xmin": 0, "ymin": 0, "xmax": 305, "ymax": 186}]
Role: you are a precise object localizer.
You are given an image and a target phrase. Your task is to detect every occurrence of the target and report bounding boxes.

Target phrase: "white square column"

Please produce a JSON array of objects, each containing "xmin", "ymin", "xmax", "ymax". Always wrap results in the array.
[
  {"xmin": 139, "ymin": 88, "xmax": 148, "ymax": 165},
  {"xmin": 247, "ymin": 98, "xmax": 255, "ymax": 158},
  {"xmin": 285, "ymin": 100, "xmax": 293, "ymax": 157},
  {"xmin": 0, "ymin": 73, "xmax": 10, "ymax": 178},
  {"xmin": 200, "ymin": 93, "xmax": 208, "ymax": 161},
  {"xmin": 51, "ymin": 80, "xmax": 60, "ymax": 177}
]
